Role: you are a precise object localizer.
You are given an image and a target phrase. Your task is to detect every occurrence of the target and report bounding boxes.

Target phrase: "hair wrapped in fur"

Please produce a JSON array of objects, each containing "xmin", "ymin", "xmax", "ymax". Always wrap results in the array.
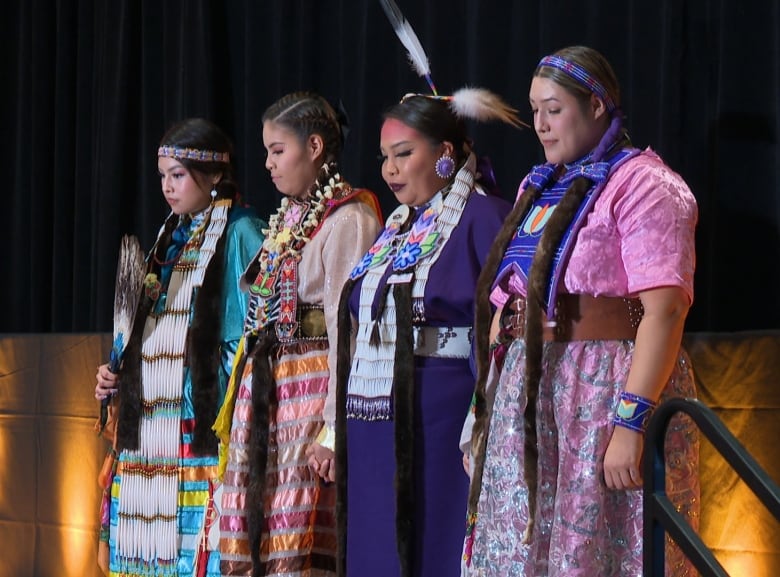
[
  {"xmin": 332, "ymin": 207, "xmax": 421, "ymax": 576},
  {"xmin": 187, "ymin": 228, "xmax": 227, "ymax": 455},
  {"xmin": 391, "ymin": 280, "xmax": 416, "ymax": 577},
  {"xmin": 333, "ymin": 275, "xmax": 418, "ymax": 577},
  {"xmin": 467, "ymin": 186, "xmax": 541, "ymax": 515},
  {"xmin": 246, "ymin": 331, "xmax": 277, "ymax": 577},
  {"xmin": 334, "ymin": 275, "xmax": 356, "ymax": 577},
  {"xmin": 467, "ymin": 174, "xmax": 597, "ymax": 539}
]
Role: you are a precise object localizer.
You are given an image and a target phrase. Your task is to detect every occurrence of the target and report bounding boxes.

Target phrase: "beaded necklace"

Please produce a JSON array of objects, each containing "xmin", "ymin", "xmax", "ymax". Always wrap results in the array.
[{"xmin": 245, "ymin": 167, "xmax": 351, "ymax": 337}]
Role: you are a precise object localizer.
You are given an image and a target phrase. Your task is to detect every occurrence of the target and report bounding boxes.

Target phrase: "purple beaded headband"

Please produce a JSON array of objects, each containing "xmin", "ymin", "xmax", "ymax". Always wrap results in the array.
[
  {"xmin": 158, "ymin": 145, "xmax": 230, "ymax": 163},
  {"xmin": 538, "ymin": 55, "xmax": 617, "ymax": 113}
]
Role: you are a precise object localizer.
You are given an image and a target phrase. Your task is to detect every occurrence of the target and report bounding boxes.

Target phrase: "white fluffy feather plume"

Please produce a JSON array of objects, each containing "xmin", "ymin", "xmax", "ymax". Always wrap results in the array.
[
  {"xmin": 449, "ymin": 87, "xmax": 528, "ymax": 128},
  {"xmin": 378, "ymin": 0, "xmax": 437, "ymax": 94}
]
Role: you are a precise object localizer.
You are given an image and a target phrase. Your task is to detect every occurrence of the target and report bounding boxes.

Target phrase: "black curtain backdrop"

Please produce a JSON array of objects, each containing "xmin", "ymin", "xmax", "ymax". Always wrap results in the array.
[{"xmin": 3, "ymin": 0, "xmax": 779, "ymax": 333}]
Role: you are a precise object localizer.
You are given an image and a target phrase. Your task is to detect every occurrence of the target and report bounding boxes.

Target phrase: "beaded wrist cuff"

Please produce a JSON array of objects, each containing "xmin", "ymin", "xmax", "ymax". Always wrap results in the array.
[{"xmin": 613, "ymin": 391, "xmax": 658, "ymax": 433}]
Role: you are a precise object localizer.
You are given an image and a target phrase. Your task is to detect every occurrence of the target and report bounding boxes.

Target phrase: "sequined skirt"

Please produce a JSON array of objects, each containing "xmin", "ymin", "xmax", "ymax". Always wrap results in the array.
[{"xmin": 467, "ymin": 339, "xmax": 700, "ymax": 577}]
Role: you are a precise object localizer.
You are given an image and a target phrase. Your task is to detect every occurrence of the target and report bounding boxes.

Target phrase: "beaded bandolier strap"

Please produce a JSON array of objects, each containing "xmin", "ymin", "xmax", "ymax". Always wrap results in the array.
[{"xmin": 114, "ymin": 198, "xmax": 231, "ymax": 571}]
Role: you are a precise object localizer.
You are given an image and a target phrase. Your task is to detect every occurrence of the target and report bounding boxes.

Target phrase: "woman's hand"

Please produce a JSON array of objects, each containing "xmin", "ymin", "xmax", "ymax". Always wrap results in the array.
[
  {"xmin": 95, "ymin": 363, "xmax": 118, "ymax": 400},
  {"xmin": 305, "ymin": 442, "xmax": 336, "ymax": 483},
  {"xmin": 603, "ymin": 286, "xmax": 690, "ymax": 490},
  {"xmin": 603, "ymin": 425, "xmax": 644, "ymax": 490}
]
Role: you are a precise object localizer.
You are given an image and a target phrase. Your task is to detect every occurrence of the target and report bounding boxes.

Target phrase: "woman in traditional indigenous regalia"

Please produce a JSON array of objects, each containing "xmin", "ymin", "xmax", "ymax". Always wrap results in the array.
[
  {"xmin": 462, "ymin": 46, "xmax": 700, "ymax": 577},
  {"xmin": 214, "ymin": 92, "xmax": 382, "ymax": 577},
  {"xmin": 330, "ymin": 88, "xmax": 521, "ymax": 577},
  {"xmin": 94, "ymin": 117, "xmax": 266, "ymax": 577}
]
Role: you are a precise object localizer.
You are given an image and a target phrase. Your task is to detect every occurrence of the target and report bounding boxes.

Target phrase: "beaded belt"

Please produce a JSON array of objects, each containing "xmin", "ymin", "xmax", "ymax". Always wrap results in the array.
[
  {"xmin": 501, "ymin": 293, "xmax": 643, "ymax": 342},
  {"xmin": 413, "ymin": 325, "xmax": 472, "ymax": 358}
]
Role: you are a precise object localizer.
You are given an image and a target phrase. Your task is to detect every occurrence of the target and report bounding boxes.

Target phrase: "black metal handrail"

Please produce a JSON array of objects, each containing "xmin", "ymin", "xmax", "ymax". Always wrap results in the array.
[{"xmin": 643, "ymin": 397, "xmax": 780, "ymax": 576}]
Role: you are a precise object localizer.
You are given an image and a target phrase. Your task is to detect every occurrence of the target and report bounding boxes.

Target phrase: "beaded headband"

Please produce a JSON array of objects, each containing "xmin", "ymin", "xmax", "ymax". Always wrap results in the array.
[
  {"xmin": 157, "ymin": 145, "xmax": 230, "ymax": 163},
  {"xmin": 538, "ymin": 55, "xmax": 617, "ymax": 113}
]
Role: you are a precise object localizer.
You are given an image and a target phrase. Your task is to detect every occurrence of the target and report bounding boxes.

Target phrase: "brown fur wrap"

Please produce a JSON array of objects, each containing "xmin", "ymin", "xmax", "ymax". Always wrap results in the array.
[
  {"xmin": 188, "ymin": 228, "xmax": 228, "ymax": 455},
  {"xmin": 334, "ymin": 211, "xmax": 420, "ymax": 576},
  {"xmin": 333, "ymin": 278, "xmax": 418, "ymax": 577},
  {"xmin": 521, "ymin": 175, "xmax": 591, "ymax": 536},
  {"xmin": 116, "ymin": 210, "xmax": 228, "ymax": 455}
]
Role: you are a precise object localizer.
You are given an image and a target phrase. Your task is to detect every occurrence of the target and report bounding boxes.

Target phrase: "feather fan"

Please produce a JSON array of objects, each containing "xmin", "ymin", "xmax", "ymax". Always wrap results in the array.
[
  {"xmin": 449, "ymin": 87, "xmax": 529, "ymax": 128},
  {"xmin": 378, "ymin": 0, "xmax": 438, "ymax": 94},
  {"xmin": 99, "ymin": 234, "xmax": 146, "ymax": 432}
]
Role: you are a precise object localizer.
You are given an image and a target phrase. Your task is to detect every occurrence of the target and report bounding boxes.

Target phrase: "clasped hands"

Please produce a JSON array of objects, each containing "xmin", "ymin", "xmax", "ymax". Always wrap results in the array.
[{"xmin": 306, "ymin": 442, "xmax": 335, "ymax": 483}]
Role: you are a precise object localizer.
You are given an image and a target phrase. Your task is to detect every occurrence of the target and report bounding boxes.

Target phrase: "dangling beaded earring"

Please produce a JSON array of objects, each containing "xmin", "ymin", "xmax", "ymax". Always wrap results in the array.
[
  {"xmin": 434, "ymin": 154, "xmax": 455, "ymax": 179},
  {"xmin": 210, "ymin": 188, "xmax": 218, "ymax": 200}
]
